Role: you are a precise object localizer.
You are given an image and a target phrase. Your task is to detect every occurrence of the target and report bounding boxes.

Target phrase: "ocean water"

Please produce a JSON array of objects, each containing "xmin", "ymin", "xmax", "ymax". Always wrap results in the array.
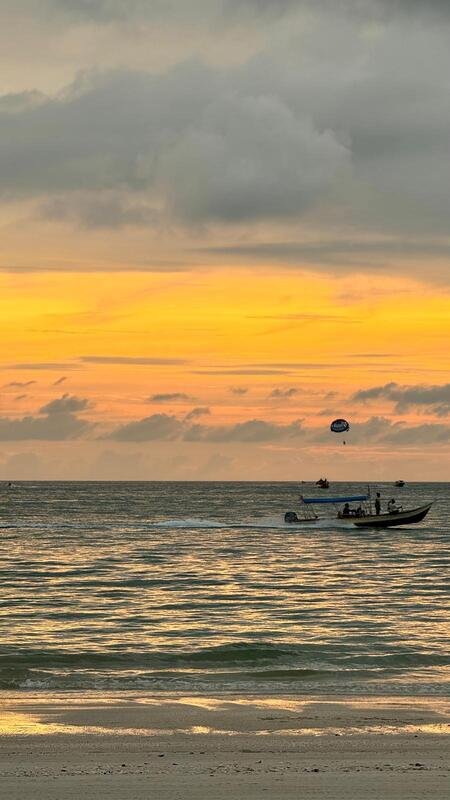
[{"xmin": 0, "ymin": 481, "xmax": 448, "ymax": 696}]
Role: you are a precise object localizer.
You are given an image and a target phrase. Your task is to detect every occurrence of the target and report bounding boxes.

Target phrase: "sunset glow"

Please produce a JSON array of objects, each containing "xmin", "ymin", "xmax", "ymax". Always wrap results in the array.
[{"xmin": 1, "ymin": 1, "xmax": 450, "ymax": 479}]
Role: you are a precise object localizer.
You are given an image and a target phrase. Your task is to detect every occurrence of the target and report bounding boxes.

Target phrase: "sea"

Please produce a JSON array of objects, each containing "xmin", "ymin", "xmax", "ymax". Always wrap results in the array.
[{"xmin": 0, "ymin": 482, "xmax": 448, "ymax": 697}]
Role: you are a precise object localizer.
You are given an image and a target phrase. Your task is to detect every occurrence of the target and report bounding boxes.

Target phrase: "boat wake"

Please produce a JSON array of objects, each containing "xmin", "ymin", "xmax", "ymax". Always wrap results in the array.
[{"xmin": 146, "ymin": 516, "xmax": 348, "ymax": 531}]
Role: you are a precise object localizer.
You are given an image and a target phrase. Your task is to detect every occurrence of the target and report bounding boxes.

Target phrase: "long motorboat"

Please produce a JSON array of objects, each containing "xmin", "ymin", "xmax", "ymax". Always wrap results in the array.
[
  {"xmin": 293, "ymin": 493, "xmax": 433, "ymax": 529},
  {"xmin": 352, "ymin": 502, "xmax": 432, "ymax": 528}
]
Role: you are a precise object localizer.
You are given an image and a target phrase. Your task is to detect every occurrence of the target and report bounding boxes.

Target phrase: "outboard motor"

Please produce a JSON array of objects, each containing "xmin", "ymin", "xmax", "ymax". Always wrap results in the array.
[{"xmin": 284, "ymin": 511, "xmax": 300, "ymax": 524}]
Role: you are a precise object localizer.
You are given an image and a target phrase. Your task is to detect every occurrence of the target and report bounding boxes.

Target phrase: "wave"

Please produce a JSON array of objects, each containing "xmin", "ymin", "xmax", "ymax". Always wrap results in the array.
[{"xmin": 1, "ymin": 641, "xmax": 449, "ymax": 690}]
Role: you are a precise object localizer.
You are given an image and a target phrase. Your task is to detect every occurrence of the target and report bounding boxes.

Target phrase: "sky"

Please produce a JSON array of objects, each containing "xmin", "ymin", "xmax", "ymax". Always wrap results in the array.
[{"xmin": 1, "ymin": 0, "xmax": 450, "ymax": 481}]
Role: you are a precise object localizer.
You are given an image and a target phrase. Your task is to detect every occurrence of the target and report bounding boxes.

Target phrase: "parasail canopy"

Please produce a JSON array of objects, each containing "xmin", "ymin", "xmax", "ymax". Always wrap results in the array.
[{"xmin": 330, "ymin": 418, "xmax": 350, "ymax": 434}]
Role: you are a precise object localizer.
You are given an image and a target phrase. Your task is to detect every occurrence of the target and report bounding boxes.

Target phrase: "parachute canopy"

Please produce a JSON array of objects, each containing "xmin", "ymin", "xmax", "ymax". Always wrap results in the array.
[{"xmin": 330, "ymin": 418, "xmax": 350, "ymax": 434}]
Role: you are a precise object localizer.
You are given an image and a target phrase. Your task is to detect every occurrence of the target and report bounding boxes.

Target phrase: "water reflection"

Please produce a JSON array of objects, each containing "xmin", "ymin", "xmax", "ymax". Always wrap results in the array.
[{"xmin": 0, "ymin": 482, "xmax": 448, "ymax": 694}]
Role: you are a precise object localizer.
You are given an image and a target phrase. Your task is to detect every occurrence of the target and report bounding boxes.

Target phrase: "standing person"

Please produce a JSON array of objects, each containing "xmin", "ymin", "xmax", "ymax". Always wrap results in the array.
[{"xmin": 375, "ymin": 492, "xmax": 381, "ymax": 515}]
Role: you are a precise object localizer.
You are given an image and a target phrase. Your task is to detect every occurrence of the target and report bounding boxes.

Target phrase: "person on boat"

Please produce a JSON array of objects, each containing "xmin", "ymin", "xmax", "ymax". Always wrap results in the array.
[
  {"xmin": 375, "ymin": 492, "xmax": 381, "ymax": 515},
  {"xmin": 355, "ymin": 505, "xmax": 365, "ymax": 517},
  {"xmin": 387, "ymin": 498, "xmax": 402, "ymax": 514},
  {"xmin": 342, "ymin": 502, "xmax": 351, "ymax": 516}
]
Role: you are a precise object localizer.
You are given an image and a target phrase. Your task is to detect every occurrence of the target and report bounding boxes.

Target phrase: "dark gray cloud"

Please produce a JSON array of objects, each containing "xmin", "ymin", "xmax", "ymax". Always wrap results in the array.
[
  {"xmin": 204, "ymin": 239, "xmax": 450, "ymax": 269},
  {"xmin": 81, "ymin": 356, "xmax": 188, "ymax": 365},
  {"xmin": 0, "ymin": 1, "xmax": 450, "ymax": 274},
  {"xmin": 352, "ymin": 382, "xmax": 450, "ymax": 416},
  {"xmin": 16, "ymin": 1, "xmax": 450, "ymax": 25},
  {"xmin": 14, "ymin": 1, "xmax": 320, "ymax": 25},
  {"xmin": 0, "ymin": 62, "xmax": 348, "ymax": 226},
  {"xmin": 42, "ymin": 194, "xmax": 154, "ymax": 229},
  {"xmin": 0, "ymin": 393, "xmax": 93, "ymax": 440},
  {"xmin": 15, "ymin": 394, "xmax": 28, "ymax": 401},
  {"xmin": 53, "ymin": 376, "xmax": 68, "ymax": 385},
  {"xmin": 148, "ymin": 392, "xmax": 194, "ymax": 402}
]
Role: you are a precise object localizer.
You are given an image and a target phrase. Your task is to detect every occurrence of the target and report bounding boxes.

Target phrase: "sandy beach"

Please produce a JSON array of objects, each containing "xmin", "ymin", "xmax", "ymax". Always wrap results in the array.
[{"xmin": 0, "ymin": 693, "xmax": 449, "ymax": 799}]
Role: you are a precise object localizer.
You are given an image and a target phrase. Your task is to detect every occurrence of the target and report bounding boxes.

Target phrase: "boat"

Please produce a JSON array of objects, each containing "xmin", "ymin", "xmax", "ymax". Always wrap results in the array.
[
  {"xmin": 284, "ymin": 511, "xmax": 319, "ymax": 524},
  {"xmin": 352, "ymin": 502, "xmax": 432, "ymax": 528},
  {"xmin": 315, "ymin": 478, "xmax": 329, "ymax": 489},
  {"xmin": 296, "ymin": 493, "xmax": 433, "ymax": 529},
  {"xmin": 395, "ymin": 480, "xmax": 405, "ymax": 487}
]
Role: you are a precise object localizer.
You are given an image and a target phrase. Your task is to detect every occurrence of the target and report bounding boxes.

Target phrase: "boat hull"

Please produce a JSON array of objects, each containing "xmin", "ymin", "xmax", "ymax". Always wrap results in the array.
[{"xmin": 352, "ymin": 503, "xmax": 433, "ymax": 528}]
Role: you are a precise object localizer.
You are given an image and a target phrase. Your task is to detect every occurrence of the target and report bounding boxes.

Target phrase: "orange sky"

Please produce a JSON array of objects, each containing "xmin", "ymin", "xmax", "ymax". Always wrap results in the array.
[
  {"xmin": 1, "ymin": 1, "xmax": 450, "ymax": 479},
  {"xmin": 1, "ymin": 266, "xmax": 450, "ymax": 480}
]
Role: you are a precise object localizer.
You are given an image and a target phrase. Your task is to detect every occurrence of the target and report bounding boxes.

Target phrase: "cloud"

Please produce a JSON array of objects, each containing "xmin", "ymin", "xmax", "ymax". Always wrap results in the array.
[
  {"xmin": 42, "ymin": 192, "xmax": 155, "ymax": 229},
  {"xmin": 8, "ymin": 1, "xmax": 324, "ymax": 26},
  {"xmin": 40, "ymin": 393, "xmax": 90, "ymax": 414},
  {"xmin": 15, "ymin": 394, "xmax": 28, "ymax": 401},
  {"xmin": 53, "ymin": 376, "xmax": 67, "ymax": 385},
  {"xmin": 204, "ymin": 239, "xmax": 450, "ymax": 270},
  {"xmin": 184, "ymin": 406, "xmax": 210, "ymax": 422},
  {"xmin": 0, "ymin": 63, "xmax": 347, "ymax": 227},
  {"xmin": 230, "ymin": 386, "xmax": 249, "ymax": 395},
  {"xmin": 244, "ymin": 363, "xmax": 340, "ymax": 369},
  {"xmin": 382, "ymin": 421, "xmax": 450, "ymax": 445},
  {"xmin": 3, "ymin": 380, "xmax": 36, "ymax": 388},
  {"xmin": 193, "ymin": 369, "xmax": 294, "ymax": 375},
  {"xmin": 184, "ymin": 418, "xmax": 304, "ymax": 442},
  {"xmin": 107, "ymin": 413, "xmax": 183, "ymax": 442},
  {"xmin": 15, "ymin": 1, "xmax": 450, "ymax": 26},
  {"xmin": 248, "ymin": 313, "xmax": 354, "ymax": 323},
  {"xmin": 269, "ymin": 387, "xmax": 298, "ymax": 399},
  {"xmin": 148, "ymin": 392, "xmax": 194, "ymax": 402},
  {"xmin": 349, "ymin": 353, "xmax": 398, "ymax": 359},
  {"xmin": 1, "ymin": 2, "xmax": 450, "ymax": 276},
  {"xmin": 161, "ymin": 92, "xmax": 349, "ymax": 223},
  {"xmin": 7, "ymin": 363, "xmax": 79, "ymax": 370},
  {"xmin": 194, "ymin": 363, "xmax": 339, "ymax": 376},
  {"xmin": 81, "ymin": 356, "xmax": 188, "ymax": 365},
  {"xmin": 309, "ymin": 414, "xmax": 450, "ymax": 446},
  {"xmin": 352, "ymin": 382, "xmax": 450, "ymax": 416},
  {"xmin": 0, "ymin": 393, "xmax": 93, "ymax": 440},
  {"xmin": 107, "ymin": 410, "xmax": 305, "ymax": 443}
]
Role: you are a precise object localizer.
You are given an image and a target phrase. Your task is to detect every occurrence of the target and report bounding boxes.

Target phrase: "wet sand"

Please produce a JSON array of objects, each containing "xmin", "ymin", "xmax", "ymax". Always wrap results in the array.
[{"xmin": 0, "ymin": 693, "xmax": 449, "ymax": 799}]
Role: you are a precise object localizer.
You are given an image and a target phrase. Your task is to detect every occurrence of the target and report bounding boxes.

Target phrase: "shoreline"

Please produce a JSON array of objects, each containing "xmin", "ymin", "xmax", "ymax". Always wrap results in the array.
[{"xmin": 1, "ymin": 692, "xmax": 449, "ymax": 798}]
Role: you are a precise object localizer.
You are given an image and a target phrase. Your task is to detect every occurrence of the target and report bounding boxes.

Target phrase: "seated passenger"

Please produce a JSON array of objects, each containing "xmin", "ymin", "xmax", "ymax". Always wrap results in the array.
[
  {"xmin": 342, "ymin": 502, "xmax": 351, "ymax": 516},
  {"xmin": 387, "ymin": 498, "xmax": 402, "ymax": 513}
]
